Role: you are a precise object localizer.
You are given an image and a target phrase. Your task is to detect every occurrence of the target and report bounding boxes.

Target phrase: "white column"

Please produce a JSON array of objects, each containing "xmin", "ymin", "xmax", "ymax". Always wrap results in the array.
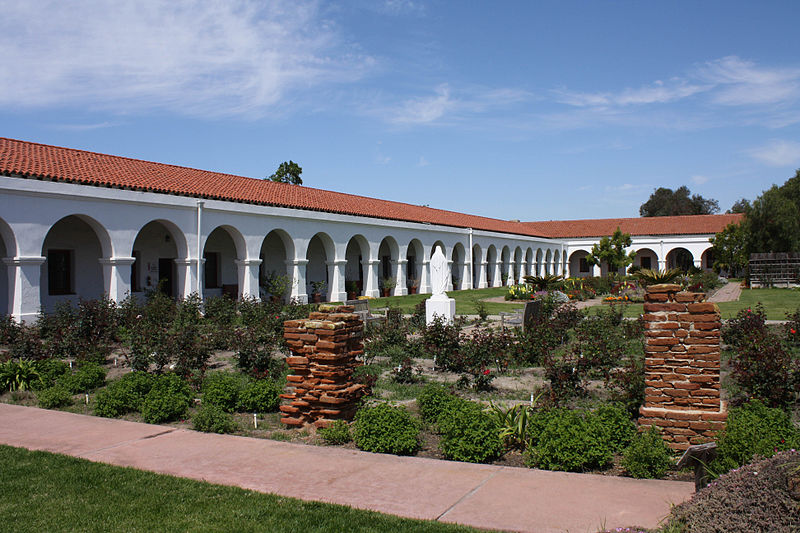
[
  {"xmin": 420, "ymin": 259, "xmax": 431, "ymax": 294},
  {"xmin": 174, "ymin": 259, "xmax": 196, "ymax": 299},
  {"xmin": 393, "ymin": 259, "xmax": 408, "ymax": 296},
  {"xmin": 590, "ymin": 263, "xmax": 600, "ymax": 277},
  {"xmin": 478, "ymin": 261, "xmax": 488, "ymax": 288},
  {"xmin": 492, "ymin": 261, "xmax": 502, "ymax": 288},
  {"xmin": 445, "ymin": 260, "xmax": 454, "ymax": 291},
  {"xmin": 327, "ymin": 259, "xmax": 347, "ymax": 302},
  {"xmin": 505, "ymin": 264, "xmax": 514, "ymax": 286},
  {"xmin": 693, "ymin": 258, "xmax": 702, "ymax": 270},
  {"xmin": 658, "ymin": 259, "xmax": 667, "ymax": 271},
  {"xmin": 287, "ymin": 259, "xmax": 308, "ymax": 304},
  {"xmin": 4, "ymin": 256, "xmax": 45, "ymax": 323},
  {"xmin": 518, "ymin": 262, "xmax": 527, "ymax": 284},
  {"xmin": 99, "ymin": 257, "xmax": 135, "ymax": 303},
  {"xmin": 461, "ymin": 261, "xmax": 471, "ymax": 290},
  {"xmin": 235, "ymin": 258, "xmax": 262, "ymax": 300},
  {"xmin": 363, "ymin": 259, "xmax": 380, "ymax": 298}
]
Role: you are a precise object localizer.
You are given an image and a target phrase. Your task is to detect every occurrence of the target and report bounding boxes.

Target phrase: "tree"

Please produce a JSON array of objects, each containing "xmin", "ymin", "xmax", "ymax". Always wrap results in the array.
[
  {"xmin": 267, "ymin": 161, "xmax": 303, "ymax": 185},
  {"xmin": 743, "ymin": 171, "xmax": 800, "ymax": 253},
  {"xmin": 709, "ymin": 222, "xmax": 747, "ymax": 276},
  {"xmin": 727, "ymin": 198, "xmax": 750, "ymax": 214},
  {"xmin": 639, "ymin": 186, "xmax": 719, "ymax": 217},
  {"xmin": 585, "ymin": 227, "xmax": 636, "ymax": 276}
]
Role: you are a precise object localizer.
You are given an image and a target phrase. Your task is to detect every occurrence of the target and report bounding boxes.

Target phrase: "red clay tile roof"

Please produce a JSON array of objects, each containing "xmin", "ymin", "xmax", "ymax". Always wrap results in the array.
[
  {"xmin": 521, "ymin": 214, "xmax": 743, "ymax": 238},
  {"xmin": 0, "ymin": 137, "xmax": 742, "ymax": 239}
]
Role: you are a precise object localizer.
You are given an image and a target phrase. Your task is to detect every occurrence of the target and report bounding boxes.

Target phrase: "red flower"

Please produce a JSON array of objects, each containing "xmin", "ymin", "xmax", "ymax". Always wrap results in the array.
[
  {"xmin": 791, "ymin": 329, "xmax": 796, "ymax": 335},
  {"xmin": 483, "ymin": 369, "xmax": 490, "ymax": 375}
]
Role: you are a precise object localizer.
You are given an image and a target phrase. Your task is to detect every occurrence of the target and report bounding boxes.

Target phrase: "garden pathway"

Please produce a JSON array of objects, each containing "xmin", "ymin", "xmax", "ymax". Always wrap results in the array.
[
  {"xmin": 707, "ymin": 281, "xmax": 742, "ymax": 303},
  {"xmin": 0, "ymin": 403, "xmax": 694, "ymax": 533}
]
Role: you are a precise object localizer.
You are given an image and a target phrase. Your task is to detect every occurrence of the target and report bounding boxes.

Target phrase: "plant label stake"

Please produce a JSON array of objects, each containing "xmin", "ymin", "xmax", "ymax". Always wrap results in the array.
[
  {"xmin": 530, "ymin": 393, "xmax": 534, "ymax": 406},
  {"xmin": 253, "ymin": 413, "xmax": 258, "ymax": 429},
  {"xmin": 84, "ymin": 393, "xmax": 89, "ymax": 405}
]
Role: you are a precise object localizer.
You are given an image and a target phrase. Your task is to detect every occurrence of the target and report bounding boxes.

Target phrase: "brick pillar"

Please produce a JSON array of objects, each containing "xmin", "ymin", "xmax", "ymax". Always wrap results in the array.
[
  {"xmin": 281, "ymin": 304, "xmax": 366, "ymax": 428},
  {"xmin": 638, "ymin": 283, "xmax": 727, "ymax": 451}
]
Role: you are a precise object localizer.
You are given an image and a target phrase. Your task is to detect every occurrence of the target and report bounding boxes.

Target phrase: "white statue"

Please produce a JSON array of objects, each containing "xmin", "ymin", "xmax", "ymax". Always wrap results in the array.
[
  {"xmin": 430, "ymin": 248, "xmax": 449, "ymax": 296},
  {"xmin": 426, "ymin": 247, "xmax": 455, "ymax": 325}
]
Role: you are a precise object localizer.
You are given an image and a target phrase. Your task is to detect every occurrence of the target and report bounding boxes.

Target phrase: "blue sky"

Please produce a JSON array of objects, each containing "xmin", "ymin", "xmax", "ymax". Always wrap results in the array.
[{"xmin": 2, "ymin": 1, "xmax": 799, "ymax": 221}]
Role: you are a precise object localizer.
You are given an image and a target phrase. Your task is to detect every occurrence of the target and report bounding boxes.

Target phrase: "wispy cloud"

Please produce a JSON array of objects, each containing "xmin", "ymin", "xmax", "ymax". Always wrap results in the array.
[
  {"xmin": 691, "ymin": 175, "xmax": 710, "ymax": 185},
  {"xmin": 696, "ymin": 56, "xmax": 800, "ymax": 106},
  {"xmin": 380, "ymin": 84, "xmax": 531, "ymax": 125},
  {"xmin": 0, "ymin": 0, "xmax": 372, "ymax": 117},
  {"xmin": 418, "ymin": 156, "xmax": 429, "ymax": 167},
  {"xmin": 47, "ymin": 122, "xmax": 118, "ymax": 131},
  {"xmin": 747, "ymin": 139, "xmax": 800, "ymax": 167},
  {"xmin": 555, "ymin": 79, "xmax": 709, "ymax": 108}
]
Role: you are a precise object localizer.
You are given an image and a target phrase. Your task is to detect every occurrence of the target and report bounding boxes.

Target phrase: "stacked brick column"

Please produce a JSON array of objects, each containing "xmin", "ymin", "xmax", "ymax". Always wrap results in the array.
[
  {"xmin": 281, "ymin": 305, "xmax": 366, "ymax": 428},
  {"xmin": 638, "ymin": 283, "xmax": 727, "ymax": 451}
]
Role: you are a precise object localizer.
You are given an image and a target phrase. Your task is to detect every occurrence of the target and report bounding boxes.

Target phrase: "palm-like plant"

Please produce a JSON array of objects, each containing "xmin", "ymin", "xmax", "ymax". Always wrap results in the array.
[
  {"xmin": 633, "ymin": 268, "xmax": 683, "ymax": 286},
  {"xmin": 522, "ymin": 274, "xmax": 564, "ymax": 291}
]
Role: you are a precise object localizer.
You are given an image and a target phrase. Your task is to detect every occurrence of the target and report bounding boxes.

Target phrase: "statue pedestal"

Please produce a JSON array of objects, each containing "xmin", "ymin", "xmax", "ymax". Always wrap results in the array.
[{"xmin": 426, "ymin": 294, "xmax": 456, "ymax": 325}]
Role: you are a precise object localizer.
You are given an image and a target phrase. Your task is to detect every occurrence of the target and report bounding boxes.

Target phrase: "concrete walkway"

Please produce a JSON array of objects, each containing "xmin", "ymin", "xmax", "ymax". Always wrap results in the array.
[
  {"xmin": 0, "ymin": 403, "xmax": 693, "ymax": 533},
  {"xmin": 707, "ymin": 281, "xmax": 742, "ymax": 303}
]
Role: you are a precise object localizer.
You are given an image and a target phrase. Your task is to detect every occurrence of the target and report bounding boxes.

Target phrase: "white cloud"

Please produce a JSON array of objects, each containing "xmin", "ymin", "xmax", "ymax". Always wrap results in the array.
[
  {"xmin": 418, "ymin": 156, "xmax": 429, "ymax": 167},
  {"xmin": 697, "ymin": 56, "xmax": 800, "ymax": 106},
  {"xmin": 691, "ymin": 175, "xmax": 710, "ymax": 185},
  {"xmin": 748, "ymin": 139, "xmax": 800, "ymax": 167},
  {"xmin": 555, "ymin": 79, "xmax": 709, "ymax": 108},
  {"xmin": 0, "ymin": 0, "xmax": 372, "ymax": 117},
  {"xmin": 390, "ymin": 84, "xmax": 455, "ymax": 124}
]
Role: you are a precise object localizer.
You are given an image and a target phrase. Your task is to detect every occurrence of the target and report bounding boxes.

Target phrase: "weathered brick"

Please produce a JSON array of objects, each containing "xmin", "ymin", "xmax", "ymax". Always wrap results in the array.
[{"xmin": 644, "ymin": 302, "xmax": 686, "ymax": 312}]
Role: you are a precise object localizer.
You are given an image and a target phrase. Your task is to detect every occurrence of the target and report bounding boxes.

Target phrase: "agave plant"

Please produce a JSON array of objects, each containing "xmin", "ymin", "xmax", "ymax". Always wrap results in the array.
[
  {"xmin": 486, "ymin": 392, "xmax": 544, "ymax": 450},
  {"xmin": 522, "ymin": 274, "xmax": 564, "ymax": 291},
  {"xmin": 633, "ymin": 268, "xmax": 683, "ymax": 286}
]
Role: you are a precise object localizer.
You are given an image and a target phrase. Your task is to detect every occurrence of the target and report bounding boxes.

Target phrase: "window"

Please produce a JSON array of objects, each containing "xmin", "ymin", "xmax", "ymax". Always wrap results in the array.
[
  {"xmin": 641, "ymin": 256, "xmax": 652, "ymax": 269},
  {"xmin": 48, "ymin": 249, "xmax": 73, "ymax": 295},
  {"xmin": 579, "ymin": 257, "xmax": 590, "ymax": 273},
  {"xmin": 204, "ymin": 252, "xmax": 220, "ymax": 289}
]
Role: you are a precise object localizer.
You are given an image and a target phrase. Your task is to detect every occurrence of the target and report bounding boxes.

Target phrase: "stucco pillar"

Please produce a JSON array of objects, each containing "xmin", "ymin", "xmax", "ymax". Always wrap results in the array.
[
  {"xmin": 327, "ymin": 260, "xmax": 347, "ymax": 302},
  {"xmin": 174, "ymin": 259, "xmax": 196, "ymax": 299},
  {"xmin": 505, "ymin": 265, "xmax": 514, "ymax": 286},
  {"xmin": 363, "ymin": 259, "xmax": 380, "ymax": 298},
  {"xmin": 693, "ymin": 258, "xmax": 702, "ymax": 270},
  {"xmin": 393, "ymin": 259, "xmax": 408, "ymax": 296},
  {"xmin": 235, "ymin": 258, "xmax": 262, "ymax": 301},
  {"xmin": 492, "ymin": 261, "xmax": 502, "ymax": 288},
  {"xmin": 287, "ymin": 259, "xmax": 308, "ymax": 304},
  {"xmin": 4, "ymin": 256, "xmax": 45, "ymax": 323},
  {"xmin": 461, "ymin": 261, "xmax": 471, "ymax": 290},
  {"xmin": 99, "ymin": 257, "xmax": 135, "ymax": 303},
  {"xmin": 519, "ymin": 262, "xmax": 527, "ymax": 284},
  {"xmin": 420, "ymin": 259, "xmax": 431, "ymax": 294},
  {"xmin": 658, "ymin": 259, "xmax": 667, "ymax": 271},
  {"xmin": 446, "ymin": 260, "xmax": 454, "ymax": 291},
  {"xmin": 590, "ymin": 264, "xmax": 600, "ymax": 277},
  {"xmin": 478, "ymin": 261, "xmax": 488, "ymax": 289}
]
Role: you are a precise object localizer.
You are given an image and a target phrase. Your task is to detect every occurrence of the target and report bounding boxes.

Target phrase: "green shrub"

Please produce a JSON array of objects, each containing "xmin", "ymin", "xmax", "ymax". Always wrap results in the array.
[
  {"xmin": 416, "ymin": 383, "xmax": 459, "ymax": 424},
  {"xmin": 438, "ymin": 400, "xmax": 503, "ymax": 463},
  {"xmin": 711, "ymin": 400, "xmax": 800, "ymax": 475},
  {"xmin": 353, "ymin": 403, "xmax": 420, "ymax": 455},
  {"xmin": 34, "ymin": 359, "xmax": 70, "ymax": 389},
  {"xmin": 202, "ymin": 372, "xmax": 244, "ymax": 412},
  {"xmin": 93, "ymin": 372, "xmax": 155, "ymax": 418},
  {"xmin": 236, "ymin": 379, "xmax": 281, "ymax": 413},
  {"xmin": 140, "ymin": 374, "xmax": 192, "ymax": 424},
  {"xmin": 36, "ymin": 385, "xmax": 73, "ymax": 409},
  {"xmin": 0, "ymin": 359, "xmax": 42, "ymax": 392},
  {"xmin": 60, "ymin": 362, "xmax": 106, "ymax": 393},
  {"xmin": 593, "ymin": 403, "xmax": 636, "ymax": 452},
  {"xmin": 524, "ymin": 408, "xmax": 559, "ymax": 448},
  {"xmin": 318, "ymin": 420, "xmax": 352, "ymax": 445},
  {"xmin": 525, "ymin": 409, "xmax": 613, "ymax": 472},
  {"xmin": 192, "ymin": 403, "xmax": 237, "ymax": 434},
  {"xmin": 621, "ymin": 426, "xmax": 673, "ymax": 479}
]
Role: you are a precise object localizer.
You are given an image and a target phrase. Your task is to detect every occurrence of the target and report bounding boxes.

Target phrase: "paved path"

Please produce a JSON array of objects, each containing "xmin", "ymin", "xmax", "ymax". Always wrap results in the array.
[
  {"xmin": 0, "ymin": 403, "xmax": 693, "ymax": 533},
  {"xmin": 707, "ymin": 281, "xmax": 742, "ymax": 303}
]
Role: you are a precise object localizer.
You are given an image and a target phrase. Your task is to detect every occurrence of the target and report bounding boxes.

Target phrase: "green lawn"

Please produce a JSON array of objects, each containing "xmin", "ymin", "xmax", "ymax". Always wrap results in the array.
[
  {"xmin": 367, "ymin": 286, "xmax": 523, "ymax": 315},
  {"xmin": 716, "ymin": 287, "xmax": 800, "ymax": 320},
  {"xmin": 0, "ymin": 445, "xmax": 483, "ymax": 533},
  {"xmin": 362, "ymin": 286, "xmax": 799, "ymax": 321}
]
